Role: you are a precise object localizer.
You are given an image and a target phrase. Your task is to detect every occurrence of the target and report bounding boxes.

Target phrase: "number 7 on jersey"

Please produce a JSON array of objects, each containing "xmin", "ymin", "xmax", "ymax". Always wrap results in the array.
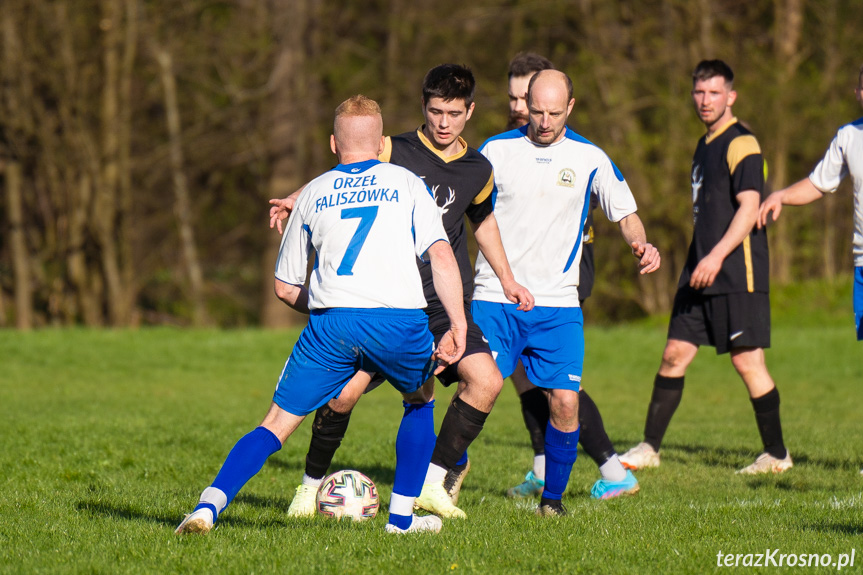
[{"xmin": 337, "ymin": 206, "xmax": 379, "ymax": 276}]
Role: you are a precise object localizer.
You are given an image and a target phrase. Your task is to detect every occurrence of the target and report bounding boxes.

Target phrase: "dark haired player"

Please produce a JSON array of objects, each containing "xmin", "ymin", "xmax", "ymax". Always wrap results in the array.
[
  {"xmin": 269, "ymin": 64, "xmax": 534, "ymax": 519},
  {"xmin": 620, "ymin": 60, "xmax": 792, "ymax": 475},
  {"xmin": 504, "ymin": 53, "xmax": 637, "ymax": 500}
]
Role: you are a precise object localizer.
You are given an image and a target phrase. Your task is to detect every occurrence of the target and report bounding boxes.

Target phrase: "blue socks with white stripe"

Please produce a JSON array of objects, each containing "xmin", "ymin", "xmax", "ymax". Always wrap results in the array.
[
  {"xmin": 542, "ymin": 422, "xmax": 580, "ymax": 500},
  {"xmin": 193, "ymin": 426, "xmax": 282, "ymax": 522},
  {"xmin": 389, "ymin": 400, "xmax": 436, "ymax": 530}
]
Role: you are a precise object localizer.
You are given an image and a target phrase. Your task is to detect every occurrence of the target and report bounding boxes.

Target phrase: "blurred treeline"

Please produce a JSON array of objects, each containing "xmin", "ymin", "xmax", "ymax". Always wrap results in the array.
[{"xmin": 1, "ymin": 0, "xmax": 861, "ymax": 328}]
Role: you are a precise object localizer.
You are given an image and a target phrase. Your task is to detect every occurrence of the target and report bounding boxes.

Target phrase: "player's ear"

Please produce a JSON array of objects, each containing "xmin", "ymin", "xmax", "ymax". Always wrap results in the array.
[
  {"xmin": 465, "ymin": 102, "xmax": 475, "ymax": 121},
  {"xmin": 727, "ymin": 90, "xmax": 737, "ymax": 107},
  {"xmin": 378, "ymin": 136, "xmax": 385, "ymax": 155},
  {"xmin": 330, "ymin": 134, "xmax": 337, "ymax": 155},
  {"xmin": 566, "ymin": 98, "xmax": 575, "ymax": 117}
]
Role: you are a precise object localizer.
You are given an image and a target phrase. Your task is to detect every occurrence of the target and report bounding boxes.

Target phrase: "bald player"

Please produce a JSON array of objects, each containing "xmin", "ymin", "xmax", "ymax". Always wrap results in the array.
[{"xmin": 474, "ymin": 70, "xmax": 660, "ymax": 515}]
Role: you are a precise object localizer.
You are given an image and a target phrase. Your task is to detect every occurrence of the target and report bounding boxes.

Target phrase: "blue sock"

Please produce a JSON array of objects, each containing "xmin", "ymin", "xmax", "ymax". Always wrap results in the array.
[
  {"xmin": 543, "ymin": 422, "xmax": 579, "ymax": 500},
  {"xmin": 389, "ymin": 400, "xmax": 435, "ymax": 528},
  {"xmin": 456, "ymin": 450, "xmax": 468, "ymax": 467},
  {"xmin": 206, "ymin": 426, "xmax": 282, "ymax": 517}
]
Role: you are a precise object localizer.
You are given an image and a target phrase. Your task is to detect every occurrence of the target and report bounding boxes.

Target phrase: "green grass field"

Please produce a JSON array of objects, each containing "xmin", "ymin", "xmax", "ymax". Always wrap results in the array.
[{"xmin": 2, "ymin": 280, "xmax": 861, "ymax": 574}]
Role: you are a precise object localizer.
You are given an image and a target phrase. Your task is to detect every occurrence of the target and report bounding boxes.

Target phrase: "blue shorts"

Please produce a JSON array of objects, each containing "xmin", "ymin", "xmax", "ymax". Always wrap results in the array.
[
  {"xmin": 471, "ymin": 301, "xmax": 584, "ymax": 391},
  {"xmin": 854, "ymin": 266, "xmax": 863, "ymax": 341},
  {"xmin": 273, "ymin": 308, "xmax": 435, "ymax": 416}
]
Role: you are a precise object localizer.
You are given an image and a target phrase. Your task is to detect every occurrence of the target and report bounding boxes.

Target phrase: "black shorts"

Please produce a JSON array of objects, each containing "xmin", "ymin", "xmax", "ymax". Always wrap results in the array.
[
  {"xmin": 366, "ymin": 301, "xmax": 491, "ymax": 391},
  {"xmin": 667, "ymin": 288, "xmax": 770, "ymax": 354}
]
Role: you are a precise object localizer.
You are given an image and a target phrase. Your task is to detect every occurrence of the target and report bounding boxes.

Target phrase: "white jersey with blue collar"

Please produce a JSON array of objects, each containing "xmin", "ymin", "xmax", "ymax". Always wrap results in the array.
[
  {"xmin": 276, "ymin": 159, "xmax": 447, "ymax": 310},
  {"xmin": 475, "ymin": 126, "xmax": 638, "ymax": 307},
  {"xmin": 808, "ymin": 116, "xmax": 863, "ymax": 267}
]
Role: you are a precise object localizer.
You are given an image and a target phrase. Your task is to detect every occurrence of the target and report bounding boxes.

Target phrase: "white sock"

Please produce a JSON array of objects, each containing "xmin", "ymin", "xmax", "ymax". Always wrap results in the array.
[
  {"xmin": 302, "ymin": 474, "xmax": 323, "ymax": 488},
  {"xmin": 424, "ymin": 463, "xmax": 447, "ymax": 485},
  {"xmin": 599, "ymin": 454, "xmax": 627, "ymax": 482},
  {"xmin": 389, "ymin": 493, "xmax": 415, "ymax": 517},
  {"xmin": 533, "ymin": 454, "xmax": 546, "ymax": 481},
  {"xmin": 199, "ymin": 486, "xmax": 228, "ymax": 515}
]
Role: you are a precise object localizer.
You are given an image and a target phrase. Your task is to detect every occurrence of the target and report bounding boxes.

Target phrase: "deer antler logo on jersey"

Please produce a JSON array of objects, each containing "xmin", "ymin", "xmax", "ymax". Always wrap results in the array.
[
  {"xmin": 432, "ymin": 185, "xmax": 456, "ymax": 214},
  {"xmin": 691, "ymin": 165, "xmax": 703, "ymax": 204}
]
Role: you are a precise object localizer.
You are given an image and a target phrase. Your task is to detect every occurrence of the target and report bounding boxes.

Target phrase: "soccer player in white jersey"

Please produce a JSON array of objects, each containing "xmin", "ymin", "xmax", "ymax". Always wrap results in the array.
[
  {"xmin": 503, "ymin": 53, "xmax": 641, "ymax": 501},
  {"xmin": 474, "ymin": 70, "xmax": 661, "ymax": 515},
  {"xmin": 758, "ymin": 64, "xmax": 863, "ymax": 345},
  {"xmin": 175, "ymin": 95, "xmax": 467, "ymax": 535},
  {"xmin": 759, "ymin": 65, "xmax": 863, "ymax": 472}
]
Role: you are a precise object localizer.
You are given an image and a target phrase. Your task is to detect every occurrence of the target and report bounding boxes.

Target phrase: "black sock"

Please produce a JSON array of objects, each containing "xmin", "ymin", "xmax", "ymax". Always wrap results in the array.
[
  {"xmin": 430, "ymin": 396, "xmax": 489, "ymax": 470},
  {"xmin": 751, "ymin": 387, "xmax": 787, "ymax": 459},
  {"xmin": 304, "ymin": 405, "xmax": 353, "ymax": 479},
  {"xmin": 519, "ymin": 387, "xmax": 549, "ymax": 455},
  {"xmin": 578, "ymin": 389, "xmax": 616, "ymax": 466},
  {"xmin": 643, "ymin": 374, "xmax": 684, "ymax": 452}
]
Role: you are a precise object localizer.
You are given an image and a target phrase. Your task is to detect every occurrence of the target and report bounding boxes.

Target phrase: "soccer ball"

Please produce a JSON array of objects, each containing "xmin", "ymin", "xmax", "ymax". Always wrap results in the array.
[{"xmin": 315, "ymin": 469, "xmax": 379, "ymax": 521}]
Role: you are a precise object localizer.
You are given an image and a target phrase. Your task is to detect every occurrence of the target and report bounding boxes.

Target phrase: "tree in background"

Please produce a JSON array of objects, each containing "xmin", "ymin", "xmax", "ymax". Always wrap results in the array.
[{"xmin": 1, "ymin": 0, "xmax": 862, "ymax": 327}]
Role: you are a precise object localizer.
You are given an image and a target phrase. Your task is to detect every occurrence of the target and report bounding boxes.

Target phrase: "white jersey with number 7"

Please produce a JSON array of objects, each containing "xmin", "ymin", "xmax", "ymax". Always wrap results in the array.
[{"xmin": 276, "ymin": 159, "xmax": 448, "ymax": 310}]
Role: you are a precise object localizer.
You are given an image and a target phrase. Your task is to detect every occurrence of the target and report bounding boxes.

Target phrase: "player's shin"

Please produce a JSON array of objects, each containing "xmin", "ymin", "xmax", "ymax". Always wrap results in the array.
[
  {"xmin": 578, "ymin": 389, "xmax": 623, "ymax": 478},
  {"xmin": 304, "ymin": 405, "xmax": 353, "ymax": 482},
  {"xmin": 643, "ymin": 374, "xmax": 684, "ymax": 451},
  {"xmin": 389, "ymin": 400, "xmax": 436, "ymax": 529},
  {"xmin": 542, "ymin": 422, "xmax": 580, "ymax": 501},
  {"xmin": 519, "ymin": 387, "xmax": 549, "ymax": 456},
  {"xmin": 751, "ymin": 387, "xmax": 787, "ymax": 459},
  {"xmin": 199, "ymin": 426, "xmax": 283, "ymax": 522},
  {"xmin": 427, "ymin": 396, "xmax": 488, "ymax": 480}
]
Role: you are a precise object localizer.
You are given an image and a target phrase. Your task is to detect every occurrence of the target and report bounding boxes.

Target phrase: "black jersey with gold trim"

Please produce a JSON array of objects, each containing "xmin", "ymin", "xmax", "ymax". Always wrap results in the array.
[
  {"xmin": 679, "ymin": 118, "xmax": 768, "ymax": 295},
  {"xmin": 382, "ymin": 128, "xmax": 494, "ymax": 302}
]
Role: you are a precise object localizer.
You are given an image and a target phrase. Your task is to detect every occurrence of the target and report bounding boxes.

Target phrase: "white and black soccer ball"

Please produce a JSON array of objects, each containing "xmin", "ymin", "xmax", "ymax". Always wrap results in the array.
[{"xmin": 315, "ymin": 469, "xmax": 379, "ymax": 521}]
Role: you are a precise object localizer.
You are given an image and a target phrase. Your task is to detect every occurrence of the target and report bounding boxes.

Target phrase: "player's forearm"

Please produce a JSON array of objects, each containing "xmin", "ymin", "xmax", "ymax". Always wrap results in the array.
[
  {"xmin": 710, "ymin": 192, "xmax": 760, "ymax": 260},
  {"xmin": 777, "ymin": 178, "xmax": 825, "ymax": 206},
  {"xmin": 427, "ymin": 241, "xmax": 467, "ymax": 331},
  {"xmin": 618, "ymin": 213, "xmax": 647, "ymax": 247},
  {"xmin": 274, "ymin": 279, "xmax": 310, "ymax": 314},
  {"xmin": 472, "ymin": 214, "xmax": 516, "ymax": 284}
]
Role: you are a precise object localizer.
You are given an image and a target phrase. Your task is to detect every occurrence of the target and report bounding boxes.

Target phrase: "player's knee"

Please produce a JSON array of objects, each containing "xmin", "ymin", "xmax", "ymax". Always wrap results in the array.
[
  {"xmin": 730, "ymin": 348, "xmax": 766, "ymax": 378},
  {"xmin": 481, "ymin": 368, "xmax": 504, "ymax": 396},
  {"xmin": 661, "ymin": 342, "xmax": 694, "ymax": 372},
  {"xmin": 328, "ymin": 394, "xmax": 358, "ymax": 413},
  {"xmin": 402, "ymin": 387, "xmax": 435, "ymax": 405},
  {"xmin": 549, "ymin": 394, "xmax": 579, "ymax": 429}
]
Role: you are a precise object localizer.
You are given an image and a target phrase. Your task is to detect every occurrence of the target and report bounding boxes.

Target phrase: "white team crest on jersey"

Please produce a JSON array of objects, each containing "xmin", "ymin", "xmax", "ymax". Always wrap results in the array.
[
  {"xmin": 557, "ymin": 168, "xmax": 576, "ymax": 188},
  {"xmin": 431, "ymin": 185, "xmax": 456, "ymax": 214},
  {"xmin": 691, "ymin": 165, "xmax": 703, "ymax": 203}
]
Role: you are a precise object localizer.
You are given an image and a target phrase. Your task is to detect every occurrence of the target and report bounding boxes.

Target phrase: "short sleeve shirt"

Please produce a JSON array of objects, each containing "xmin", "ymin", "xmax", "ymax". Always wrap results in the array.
[
  {"xmin": 276, "ymin": 159, "xmax": 447, "ymax": 310},
  {"xmin": 808, "ymin": 117, "xmax": 863, "ymax": 267},
  {"xmin": 679, "ymin": 118, "xmax": 768, "ymax": 294},
  {"xmin": 476, "ymin": 126, "xmax": 638, "ymax": 307},
  {"xmin": 382, "ymin": 129, "xmax": 495, "ymax": 303}
]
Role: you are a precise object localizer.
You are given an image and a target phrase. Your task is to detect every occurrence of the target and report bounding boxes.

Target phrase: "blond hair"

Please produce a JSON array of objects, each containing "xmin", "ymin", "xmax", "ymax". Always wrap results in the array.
[
  {"xmin": 335, "ymin": 95, "xmax": 381, "ymax": 119},
  {"xmin": 332, "ymin": 95, "xmax": 384, "ymax": 158}
]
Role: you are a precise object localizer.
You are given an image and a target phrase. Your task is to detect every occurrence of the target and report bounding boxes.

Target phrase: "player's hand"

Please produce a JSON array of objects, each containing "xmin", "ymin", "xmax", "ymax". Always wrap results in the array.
[
  {"xmin": 757, "ymin": 191, "xmax": 785, "ymax": 229},
  {"xmin": 631, "ymin": 241, "xmax": 661, "ymax": 274},
  {"xmin": 268, "ymin": 193, "xmax": 300, "ymax": 234},
  {"xmin": 433, "ymin": 324, "xmax": 466, "ymax": 374},
  {"xmin": 502, "ymin": 279, "xmax": 535, "ymax": 311},
  {"xmin": 689, "ymin": 252, "xmax": 723, "ymax": 289}
]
